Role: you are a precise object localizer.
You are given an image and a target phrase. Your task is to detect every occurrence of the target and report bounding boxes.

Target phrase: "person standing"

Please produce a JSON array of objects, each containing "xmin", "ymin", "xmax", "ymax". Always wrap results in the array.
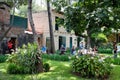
[
  {"xmin": 113, "ymin": 41, "xmax": 117, "ymax": 58},
  {"xmin": 7, "ymin": 40, "xmax": 13, "ymax": 54},
  {"xmin": 1, "ymin": 39, "xmax": 8, "ymax": 54}
]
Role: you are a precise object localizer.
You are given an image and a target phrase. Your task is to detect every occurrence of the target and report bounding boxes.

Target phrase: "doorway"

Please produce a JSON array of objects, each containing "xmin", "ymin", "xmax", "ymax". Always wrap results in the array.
[{"xmin": 59, "ymin": 36, "xmax": 66, "ymax": 49}]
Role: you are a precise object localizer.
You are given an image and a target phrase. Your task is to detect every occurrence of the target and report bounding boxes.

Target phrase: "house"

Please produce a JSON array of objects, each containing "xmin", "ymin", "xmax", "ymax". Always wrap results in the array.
[
  {"xmin": 0, "ymin": 2, "xmax": 27, "ymax": 53},
  {"xmin": 27, "ymin": 10, "xmax": 78, "ymax": 51}
]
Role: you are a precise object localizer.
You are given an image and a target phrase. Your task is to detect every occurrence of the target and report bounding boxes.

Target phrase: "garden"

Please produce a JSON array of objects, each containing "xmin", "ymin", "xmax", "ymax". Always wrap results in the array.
[{"xmin": 0, "ymin": 43, "xmax": 120, "ymax": 80}]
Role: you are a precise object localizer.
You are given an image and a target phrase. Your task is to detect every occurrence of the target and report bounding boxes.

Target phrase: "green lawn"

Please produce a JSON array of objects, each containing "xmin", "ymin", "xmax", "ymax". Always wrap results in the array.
[
  {"xmin": 0, "ymin": 59, "xmax": 88, "ymax": 80},
  {"xmin": 0, "ymin": 59, "xmax": 120, "ymax": 80}
]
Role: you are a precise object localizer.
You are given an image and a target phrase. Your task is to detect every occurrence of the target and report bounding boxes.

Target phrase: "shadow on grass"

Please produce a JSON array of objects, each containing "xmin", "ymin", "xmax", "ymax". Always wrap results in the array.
[
  {"xmin": 0, "ymin": 60, "xmax": 91, "ymax": 80},
  {"xmin": 37, "ymin": 59, "xmax": 90, "ymax": 80}
]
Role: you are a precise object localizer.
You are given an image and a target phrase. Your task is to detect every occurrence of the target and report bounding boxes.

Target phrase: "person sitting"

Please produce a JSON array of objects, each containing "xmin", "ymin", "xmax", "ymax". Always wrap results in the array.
[
  {"xmin": 60, "ymin": 45, "xmax": 65, "ymax": 55},
  {"xmin": 71, "ymin": 46, "xmax": 76, "ymax": 55},
  {"xmin": 41, "ymin": 45, "xmax": 47, "ymax": 53},
  {"xmin": 79, "ymin": 42, "xmax": 84, "ymax": 50},
  {"xmin": 93, "ymin": 46, "xmax": 98, "ymax": 54}
]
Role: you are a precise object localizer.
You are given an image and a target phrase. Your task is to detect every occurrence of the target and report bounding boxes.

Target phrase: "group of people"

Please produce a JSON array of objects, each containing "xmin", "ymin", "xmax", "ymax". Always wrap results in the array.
[
  {"xmin": 38, "ymin": 41, "xmax": 119, "ymax": 59},
  {"xmin": 71, "ymin": 42, "xmax": 98, "ymax": 56},
  {"xmin": 59, "ymin": 42, "xmax": 98, "ymax": 56}
]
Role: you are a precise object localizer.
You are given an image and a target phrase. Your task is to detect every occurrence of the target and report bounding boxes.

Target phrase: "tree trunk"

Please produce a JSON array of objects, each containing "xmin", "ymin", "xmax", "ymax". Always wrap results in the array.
[
  {"xmin": 0, "ymin": 1, "xmax": 16, "ymax": 42},
  {"xmin": 28, "ymin": 0, "xmax": 37, "ymax": 42},
  {"xmin": 47, "ymin": 0, "xmax": 55, "ymax": 53},
  {"xmin": 28, "ymin": 0, "xmax": 43, "ymax": 72},
  {"xmin": 86, "ymin": 29, "xmax": 91, "ymax": 49}
]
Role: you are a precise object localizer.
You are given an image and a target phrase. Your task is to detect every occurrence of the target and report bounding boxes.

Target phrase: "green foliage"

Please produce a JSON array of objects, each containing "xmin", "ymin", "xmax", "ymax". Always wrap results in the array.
[
  {"xmin": 43, "ymin": 63, "xmax": 50, "ymax": 72},
  {"xmin": 16, "ymin": 1, "xmax": 42, "ymax": 17},
  {"xmin": 42, "ymin": 53, "xmax": 69, "ymax": 61},
  {"xmin": 52, "ymin": 0, "xmax": 120, "ymax": 35},
  {"xmin": 0, "ymin": 55, "xmax": 8, "ymax": 63},
  {"xmin": 7, "ymin": 43, "xmax": 42, "ymax": 74},
  {"xmin": 98, "ymin": 43, "xmax": 113, "ymax": 53},
  {"xmin": 7, "ymin": 63, "xmax": 29, "ymax": 74},
  {"xmin": 4, "ymin": 0, "xmax": 27, "ymax": 8},
  {"xmin": 113, "ymin": 58, "xmax": 120, "ymax": 65},
  {"xmin": 52, "ymin": 0, "xmax": 120, "ymax": 47},
  {"xmin": 98, "ymin": 48, "xmax": 112, "ymax": 53},
  {"xmin": 104, "ymin": 57, "xmax": 114, "ymax": 64},
  {"xmin": 71, "ymin": 55, "xmax": 112, "ymax": 79},
  {"xmin": 91, "ymin": 33, "xmax": 108, "ymax": 42}
]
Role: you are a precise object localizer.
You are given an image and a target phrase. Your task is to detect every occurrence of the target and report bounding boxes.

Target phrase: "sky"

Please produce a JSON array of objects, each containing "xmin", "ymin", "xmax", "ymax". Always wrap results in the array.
[{"xmin": 35, "ymin": 0, "xmax": 46, "ymax": 9}]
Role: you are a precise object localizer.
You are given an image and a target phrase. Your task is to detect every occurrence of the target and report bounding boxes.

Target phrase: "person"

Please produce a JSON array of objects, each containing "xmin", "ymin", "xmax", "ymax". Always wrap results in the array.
[
  {"xmin": 1, "ymin": 39, "xmax": 8, "ymax": 54},
  {"xmin": 113, "ymin": 41, "xmax": 117, "ymax": 58},
  {"xmin": 71, "ymin": 46, "xmax": 76, "ymax": 55},
  {"xmin": 7, "ymin": 40, "xmax": 13, "ymax": 54},
  {"xmin": 60, "ymin": 45, "xmax": 65, "ymax": 55},
  {"xmin": 41, "ymin": 45, "xmax": 47, "ymax": 53},
  {"xmin": 93, "ymin": 46, "xmax": 98, "ymax": 53},
  {"xmin": 79, "ymin": 42, "xmax": 84, "ymax": 50}
]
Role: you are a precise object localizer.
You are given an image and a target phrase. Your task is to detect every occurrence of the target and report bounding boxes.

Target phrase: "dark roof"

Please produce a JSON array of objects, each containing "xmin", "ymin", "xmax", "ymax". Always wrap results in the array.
[
  {"xmin": 10, "ymin": 15, "xmax": 27, "ymax": 29},
  {"xmin": 0, "ymin": 2, "xmax": 11, "ymax": 8}
]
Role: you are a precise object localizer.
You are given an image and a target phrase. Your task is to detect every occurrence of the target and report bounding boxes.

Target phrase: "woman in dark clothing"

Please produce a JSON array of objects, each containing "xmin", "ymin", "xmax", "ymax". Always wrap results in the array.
[{"xmin": 113, "ymin": 41, "xmax": 117, "ymax": 58}]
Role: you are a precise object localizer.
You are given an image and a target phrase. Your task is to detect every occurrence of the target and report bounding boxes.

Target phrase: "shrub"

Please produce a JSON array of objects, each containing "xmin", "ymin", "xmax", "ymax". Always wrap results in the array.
[
  {"xmin": 113, "ymin": 58, "xmax": 120, "ymax": 65},
  {"xmin": 7, "ymin": 63, "xmax": 31, "ymax": 74},
  {"xmin": 71, "ymin": 55, "xmax": 112, "ymax": 79},
  {"xmin": 0, "ymin": 54, "xmax": 8, "ymax": 63},
  {"xmin": 7, "ymin": 43, "xmax": 43, "ymax": 74},
  {"xmin": 104, "ymin": 57, "xmax": 114, "ymax": 64},
  {"xmin": 42, "ymin": 53, "xmax": 69, "ymax": 61},
  {"xmin": 98, "ymin": 48, "xmax": 112, "ymax": 53},
  {"xmin": 43, "ymin": 63, "xmax": 50, "ymax": 72},
  {"xmin": 7, "ymin": 63, "xmax": 22, "ymax": 74}
]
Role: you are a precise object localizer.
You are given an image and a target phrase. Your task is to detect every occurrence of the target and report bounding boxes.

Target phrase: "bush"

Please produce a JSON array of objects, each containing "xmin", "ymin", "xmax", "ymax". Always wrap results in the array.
[
  {"xmin": 98, "ymin": 48, "xmax": 112, "ymax": 53},
  {"xmin": 7, "ymin": 63, "xmax": 31, "ymax": 74},
  {"xmin": 113, "ymin": 58, "xmax": 120, "ymax": 65},
  {"xmin": 42, "ymin": 53, "xmax": 69, "ymax": 61},
  {"xmin": 104, "ymin": 57, "xmax": 114, "ymax": 64},
  {"xmin": 0, "ymin": 54, "xmax": 8, "ymax": 63},
  {"xmin": 71, "ymin": 55, "xmax": 112, "ymax": 79},
  {"xmin": 7, "ymin": 43, "xmax": 43, "ymax": 74},
  {"xmin": 43, "ymin": 63, "xmax": 50, "ymax": 72}
]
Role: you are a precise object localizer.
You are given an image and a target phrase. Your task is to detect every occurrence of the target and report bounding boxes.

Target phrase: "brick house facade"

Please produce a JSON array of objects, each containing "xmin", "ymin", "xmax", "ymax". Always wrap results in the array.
[{"xmin": 28, "ymin": 10, "xmax": 78, "ymax": 51}]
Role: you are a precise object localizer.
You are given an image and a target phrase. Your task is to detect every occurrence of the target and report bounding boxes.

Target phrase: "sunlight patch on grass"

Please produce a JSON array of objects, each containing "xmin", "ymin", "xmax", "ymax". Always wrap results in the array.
[
  {"xmin": 63, "ymin": 63, "xmax": 70, "ymax": 67},
  {"xmin": 0, "ymin": 69, "xmax": 6, "ymax": 73},
  {"xmin": 50, "ymin": 66, "xmax": 58, "ymax": 71}
]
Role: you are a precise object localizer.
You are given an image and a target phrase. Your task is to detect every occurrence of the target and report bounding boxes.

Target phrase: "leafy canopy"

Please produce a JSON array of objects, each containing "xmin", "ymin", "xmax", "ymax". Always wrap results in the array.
[{"xmin": 52, "ymin": 0, "xmax": 120, "ymax": 36}]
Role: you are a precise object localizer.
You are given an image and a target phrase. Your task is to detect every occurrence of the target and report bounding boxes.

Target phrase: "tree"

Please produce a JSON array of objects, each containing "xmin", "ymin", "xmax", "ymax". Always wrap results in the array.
[
  {"xmin": 52, "ymin": 0, "xmax": 120, "ymax": 48},
  {"xmin": 47, "ymin": 0, "xmax": 55, "ymax": 53},
  {"xmin": 16, "ymin": 1, "xmax": 42, "ymax": 17},
  {"xmin": 28, "ymin": 0, "xmax": 43, "ymax": 72}
]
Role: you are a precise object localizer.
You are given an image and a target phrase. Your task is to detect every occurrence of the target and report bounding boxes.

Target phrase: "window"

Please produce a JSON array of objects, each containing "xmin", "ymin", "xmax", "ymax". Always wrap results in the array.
[
  {"xmin": 55, "ymin": 16, "xmax": 64, "ymax": 31},
  {"xmin": 55, "ymin": 17, "xmax": 59, "ymax": 30}
]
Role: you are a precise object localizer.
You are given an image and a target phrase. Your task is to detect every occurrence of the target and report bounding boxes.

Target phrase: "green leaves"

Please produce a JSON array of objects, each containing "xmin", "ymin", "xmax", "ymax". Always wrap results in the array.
[
  {"xmin": 71, "ymin": 55, "xmax": 112, "ymax": 79},
  {"xmin": 52, "ymin": 0, "xmax": 120, "ymax": 35},
  {"xmin": 7, "ymin": 43, "xmax": 42, "ymax": 74}
]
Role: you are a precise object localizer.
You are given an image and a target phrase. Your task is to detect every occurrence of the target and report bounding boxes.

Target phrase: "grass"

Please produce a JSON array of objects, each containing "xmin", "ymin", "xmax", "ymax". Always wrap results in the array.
[
  {"xmin": 0, "ymin": 59, "xmax": 89, "ymax": 80},
  {"xmin": 0, "ymin": 58, "xmax": 120, "ymax": 80},
  {"xmin": 109, "ymin": 65, "xmax": 120, "ymax": 80}
]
